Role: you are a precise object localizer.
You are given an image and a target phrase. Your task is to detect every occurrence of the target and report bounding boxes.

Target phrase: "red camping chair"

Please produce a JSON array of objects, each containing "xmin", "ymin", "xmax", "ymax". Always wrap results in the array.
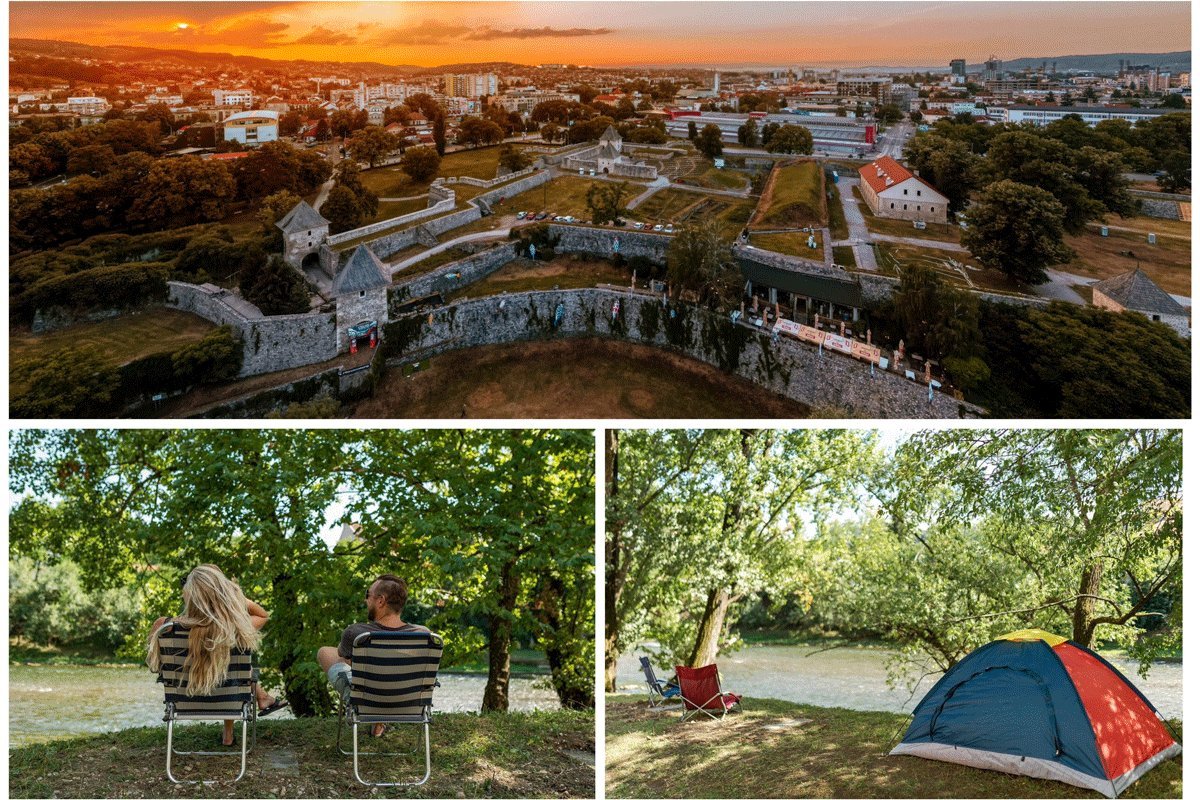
[{"xmin": 675, "ymin": 664, "xmax": 742, "ymax": 721}]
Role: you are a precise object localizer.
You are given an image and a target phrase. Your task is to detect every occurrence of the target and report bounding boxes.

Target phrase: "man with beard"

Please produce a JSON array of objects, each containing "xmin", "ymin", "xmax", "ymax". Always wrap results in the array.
[{"xmin": 317, "ymin": 574, "xmax": 431, "ymax": 736}]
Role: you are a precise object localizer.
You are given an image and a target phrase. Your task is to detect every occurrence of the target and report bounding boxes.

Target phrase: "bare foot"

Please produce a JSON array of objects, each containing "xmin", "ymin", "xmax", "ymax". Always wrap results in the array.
[{"xmin": 371, "ymin": 723, "xmax": 386, "ymax": 737}]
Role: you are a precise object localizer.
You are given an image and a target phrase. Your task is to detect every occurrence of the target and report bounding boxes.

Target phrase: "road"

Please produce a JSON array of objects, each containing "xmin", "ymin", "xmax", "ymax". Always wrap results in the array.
[
  {"xmin": 833, "ymin": 178, "xmax": 877, "ymax": 270},
  {"xmin": 385, "ymin": 226, "xmax": 516, "ymax": 274},
  {"xmin": 874, "ymin": 121, "xmax": 913, "ymax": 160}
]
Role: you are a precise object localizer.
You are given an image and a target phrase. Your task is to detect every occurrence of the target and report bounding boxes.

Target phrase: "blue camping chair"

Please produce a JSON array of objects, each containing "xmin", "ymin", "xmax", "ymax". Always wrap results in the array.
[{"xmin": 639, "ymin": 656, "xmax": 680, "ymax": 708}]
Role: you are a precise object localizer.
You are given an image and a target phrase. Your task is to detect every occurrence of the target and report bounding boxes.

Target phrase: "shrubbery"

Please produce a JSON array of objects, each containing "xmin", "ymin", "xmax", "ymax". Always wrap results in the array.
[
  {"xmin": 172, "ymin": 325, "xmax": 244, "ymax": 385},
  {"xmin": 13, "ymin": 262, "xmax": 171, "ymax": 322},
  {"xmin": 10, "ymin": 556, "xmax": 142, "ymax": 652}
]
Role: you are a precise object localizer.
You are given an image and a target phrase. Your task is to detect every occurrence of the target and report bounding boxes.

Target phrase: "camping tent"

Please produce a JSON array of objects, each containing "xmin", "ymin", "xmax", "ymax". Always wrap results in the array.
[{"xmin": 891, "ymin": 629, "xmax": 1180, "ymax": 797}]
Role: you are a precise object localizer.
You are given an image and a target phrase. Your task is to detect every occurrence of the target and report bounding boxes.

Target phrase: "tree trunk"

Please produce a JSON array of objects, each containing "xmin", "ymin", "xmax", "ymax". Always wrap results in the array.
[
  {"xmin": 1072, "ymin": 561, "xmax": 1104, "ymax": 647},
  {"xmin": 686, "ymin": 586, "xmax": 733, "ymax": 668},
  {"xmin": 482, "ymin": 559, "xmax": 519, "ymax": 712},
  {"xmin": 535, "ymin": 574, "xmax": 594, "ymax": 710},
  {"xmin": 604, "ymin": 429, "xmax": 622, "ymax": 693},
  {"xmin": 274, "ymin": 572, "xmax": 332, "ymax": 717}
]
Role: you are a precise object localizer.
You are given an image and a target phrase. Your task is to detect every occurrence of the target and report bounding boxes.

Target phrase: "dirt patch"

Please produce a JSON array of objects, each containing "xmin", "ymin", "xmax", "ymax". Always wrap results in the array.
[{"xmin": 352, "ymin": 338, "xmax": 811, "ymax": 419}]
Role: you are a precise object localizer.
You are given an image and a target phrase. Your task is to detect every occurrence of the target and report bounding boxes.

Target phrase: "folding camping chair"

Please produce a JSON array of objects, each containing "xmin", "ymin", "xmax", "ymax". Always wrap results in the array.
[
  {"xmin": 639, "ymin": 656, "xmax": 680, "ymax": 708},
  {"xmin": 675, "ymin": 663, "xmax": 742, "ymax": 721},
  {"xmin": 336, "ymin": 629, "xmax": 444, "ymax": 787},
  {"xmin": 155, "ymin": 621, "xmax": 258, "ymax": 784}
]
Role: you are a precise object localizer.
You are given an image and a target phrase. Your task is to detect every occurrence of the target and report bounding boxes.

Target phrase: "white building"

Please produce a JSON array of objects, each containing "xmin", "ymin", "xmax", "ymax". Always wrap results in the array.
[
  {"xmin": 223, "ymin": 109, "xmax": 279, "ymax": 145},
  {"xmin": 145, "ymin": 93, "xmax": 185, "ymax": 106},
  {"xmin": 857, "ymin": 155, "xmax": 949, "ymax": 224},
  {"xmin": 442, "ymin": 73, "xmax": 498, "ymax": 98},
  {"xmin": 213, "ymin": 88, "xmax": 254, "ymax": 107},
  {"xmin": 67, "ymin": 96, "xmax": 110, "ymax": 115},
  {"xmin": 1004, "ymin": 105, "xmax": 1188, "ymax": 126}
]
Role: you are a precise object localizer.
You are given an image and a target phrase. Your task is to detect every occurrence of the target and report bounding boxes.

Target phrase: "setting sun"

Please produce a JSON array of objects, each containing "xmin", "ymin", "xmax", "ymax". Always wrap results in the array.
[{"xmin": 175, "ymin": 22, "xmax": 188, "ymax": 30}]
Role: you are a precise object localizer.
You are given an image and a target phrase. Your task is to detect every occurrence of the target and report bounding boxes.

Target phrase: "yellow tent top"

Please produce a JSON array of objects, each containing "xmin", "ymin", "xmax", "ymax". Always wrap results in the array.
[{"xmin": 996, "ymin": 629, "xmax": 1069, "ymax": 647}]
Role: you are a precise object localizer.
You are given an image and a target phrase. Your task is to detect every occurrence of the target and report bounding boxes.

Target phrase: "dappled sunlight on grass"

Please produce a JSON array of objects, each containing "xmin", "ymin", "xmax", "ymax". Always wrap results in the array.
[{"xmin": 605, "ymin": 695, "xmax": 1181, "ymax": 798}]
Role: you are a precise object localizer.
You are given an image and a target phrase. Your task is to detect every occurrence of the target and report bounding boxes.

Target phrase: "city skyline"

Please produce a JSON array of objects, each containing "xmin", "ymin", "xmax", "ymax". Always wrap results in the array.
[{"xmin": 9, "ymin": 1, "xmax": 1192, "ymax": 68}]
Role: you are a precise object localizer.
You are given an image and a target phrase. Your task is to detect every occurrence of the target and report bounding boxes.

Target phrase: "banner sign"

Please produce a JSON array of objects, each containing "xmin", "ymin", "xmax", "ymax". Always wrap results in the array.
[
  {"xmin": 851, "ymin": 341, "xmax": 881, "ymax": 363},
  {"xmin": 823, "ymin": 333, "xmax": 854, "ymax": 355},
  {"xmin": 773, "ymin": 319, "xmax": 804, "ymax": 338}
]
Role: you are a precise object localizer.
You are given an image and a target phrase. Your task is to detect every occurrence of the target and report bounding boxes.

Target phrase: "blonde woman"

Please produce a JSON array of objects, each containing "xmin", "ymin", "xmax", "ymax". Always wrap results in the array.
[{"xmin": 148, "ymin": 565, "xmax": 288, "ymax": 746}]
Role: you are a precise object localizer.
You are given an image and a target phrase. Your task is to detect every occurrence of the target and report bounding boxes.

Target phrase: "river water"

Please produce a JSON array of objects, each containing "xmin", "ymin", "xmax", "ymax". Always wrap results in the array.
[
  {"xmin": 9, "ymin": 664, "xmax": 562, "ymax": 748},
  {"xmin": 616, "ymin": 643, "xmax": 1183, "ymax": 720}
]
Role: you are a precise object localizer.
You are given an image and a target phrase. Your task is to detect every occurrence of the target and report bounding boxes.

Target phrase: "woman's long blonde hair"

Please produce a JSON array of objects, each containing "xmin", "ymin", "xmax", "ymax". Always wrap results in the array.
[{"xmin": 148, "ymin": 564, "xmax": 261, "ymax": 696}]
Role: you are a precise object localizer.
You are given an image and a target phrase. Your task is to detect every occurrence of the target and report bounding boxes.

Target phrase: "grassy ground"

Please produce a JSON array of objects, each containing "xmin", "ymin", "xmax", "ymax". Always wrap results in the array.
[
  {"xmin": 832, "ymin": 245, "xmax": 856, "ymax": 268},
  {"xmin": 10, "ymin": 309, "xmax": 215, "ymax": 394},
  {"xmin": 875, "ymin": 243, "xmax": 1022, "ymax": 294},
  {"xmin": 605, "ymin": 695, "xmax": 1182, "ymax": 799},
  {"xmin": 392, "ymin": 246, "xmax": 476, "ymax": 282},
  {"xmin": 1062, "ymin": 223, "xmax": 1191, "ymax": 296},
  {"xmin": 751, "ymin": 230, "xmax": 824, "ymax": 258},
  {"xmin": 368, "ymin": 196, "xmax": 428, "ymax": 224},
  {"xmin": 359, "ymin": 146, "xmax": 536, "ymax": 198},
  {"xmin": 675, "ymin": 164, "xmax": 750, "ymax": 192},
  {"xmin": 826, "ymin": 182, "xmax": 849, "ymax": 240},
  {"xmin": 503, "ymin": 176, "xmax": 614, "ymax": 220},
  {"xmin": 1094, "ymin": 213, "xmax": 1191, "ymax": 238},
  {"xmin": 448, "ymin": 257, "xmax": 631, "ymax": 300},
  {"xmin": 352, "ymin": 338, "xmax": 812, "ymax": 419},
  {"xmin": 9, "ymin": 638, "xmax": 141, "ymax": 666},
  {"xmin": 751, "ymin": 160, "xmax": 826, "ymax": 229},
  {"xmin": 630, "ymin": 190, "xmax": 755, "ymax": 241},
  {"xmin": 11, "ymin": 711, "xmax": 594, "ymax": 799}
]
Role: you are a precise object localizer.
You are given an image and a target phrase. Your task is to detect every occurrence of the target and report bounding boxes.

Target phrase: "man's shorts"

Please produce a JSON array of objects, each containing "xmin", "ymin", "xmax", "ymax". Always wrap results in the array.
[{"xmin": 326, "ymin": 662, "xmax": 352, "ymax": 704}]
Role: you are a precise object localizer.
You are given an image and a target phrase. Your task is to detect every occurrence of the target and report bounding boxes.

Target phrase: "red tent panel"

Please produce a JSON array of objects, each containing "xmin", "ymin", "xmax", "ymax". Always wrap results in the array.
[{"xmin": 1054, "ymin": 643, "xmax": 1176, "ymax": 780}]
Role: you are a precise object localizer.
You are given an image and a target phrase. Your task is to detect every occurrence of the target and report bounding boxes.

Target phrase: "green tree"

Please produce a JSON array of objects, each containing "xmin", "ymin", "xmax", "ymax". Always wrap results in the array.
[
  {"xmin": 665, "ymin": 218, "xmax": 738, "ymax": 304},
  {"xmin": 962, "ymin": 180, "xmax": 1073, "ymax": 284},
  {"xmin": 400, "ymin": 146, "xmax": 441, "ymax": 183},
  {"xmin": 498, "ymin": 144, "xmax": 532, "ymax": 173},
  {"xmin": 66, "ymin": 144, "xmax": 117, "ymax": 177},
  {"xmin": 458, "ymin": 116, "xmax": 504, "ymax": 147},
  {"xmin": 1156, "ymin": 149, "xmax": 1190, "ymax": 192},
  {"xmin": 695, "ymin": 123, "xmax": 724, "ymax": 160},
  {"xmin": 347, "ymin": 125, "xmax": 400, "ymax": 168},
  {"xmin": 171, "ymin": 325, "xmax": 245, "ymax": 384},
  {"xmin": 433, "ymin": 110, "xmax": 447, "ymax": 156},
  {"xmin": 980, "ymin": 131, "xmax": 1105, "ymax": 233},
  {"xmin": 902, "ymin": 133, "xmax": 978, "ymax": 213},
  {"xmin": 585, "ymin": 181, "xmax": 629, "ymax": 225},
  {"xmin": 240, "ymin": 255, "xmax": 310, "ymax": 316},
  {"xmin": 321, "ymin": 184, "xmax": 368, "ymax": 234},
  {"xmin": 257, "ymin": 190, "xmax": 303, "ymax": 251},
  {"xmin": 608, "ymin": 430, "xmax": 878, "ymax": 672},
  {"xmin": 540, "ymin": 122, "xmax": 563, "ymax": 143},
  {"xmin": 126, "ymin": 157, "xmax": 236, "ymax": 227},
  {"xmin": 1159, "ymin": 93, "xmax": 1187, "ymax": 109},
  {"xmin": 137, "ymin": 103, "xmax": 176, "ymax": 135},
  {"xmin": 764, "ymin": 124, "xmax": 814, "ymax": 155},
  {"xmin": 11, "ymin": 347, "xmax": 119, "ymax": 418},
  {"xmin": 737, "ymin": 118, "xmax": 760, "ymax": 147},
  {"xmin": 889, "ymin": 262, "xmax": 982, "ymax": 361}
]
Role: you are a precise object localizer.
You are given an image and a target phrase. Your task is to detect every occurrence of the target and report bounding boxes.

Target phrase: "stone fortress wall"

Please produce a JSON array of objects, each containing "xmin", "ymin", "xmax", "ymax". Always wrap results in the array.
[
  {"xmin": 167, "ymin": 282, "xmax": 338, "ymax": 377},
  {"xmin": 382, "ymin": 287, "xmax": 979, "ymax": 419}
]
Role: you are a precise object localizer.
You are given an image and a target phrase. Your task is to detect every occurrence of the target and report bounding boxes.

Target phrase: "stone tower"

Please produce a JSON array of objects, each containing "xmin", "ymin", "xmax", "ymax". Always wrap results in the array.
[
  {"xmin": 276, "ymin": 200, "xmax": 330, "ymax": 269},
  {"xmin": 333, "ymin": 245, "xmax": 391, "ymax": 352}
]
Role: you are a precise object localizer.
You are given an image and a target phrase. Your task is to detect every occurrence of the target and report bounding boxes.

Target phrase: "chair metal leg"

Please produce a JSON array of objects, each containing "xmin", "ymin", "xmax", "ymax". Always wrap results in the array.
[
  {"xmin": 165, "ymin": 718, "xmax": 249, "ymax": 784},
  {"xmin": 351, "ymin": 720, "xmax": 432, "ymax": 787}
]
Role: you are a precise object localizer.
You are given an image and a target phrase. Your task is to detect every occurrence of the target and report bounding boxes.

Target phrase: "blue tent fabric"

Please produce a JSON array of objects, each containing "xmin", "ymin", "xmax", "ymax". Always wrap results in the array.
[{"xmin": 899, "ymin": 640, "xmax": 1105, "ymax": 783}]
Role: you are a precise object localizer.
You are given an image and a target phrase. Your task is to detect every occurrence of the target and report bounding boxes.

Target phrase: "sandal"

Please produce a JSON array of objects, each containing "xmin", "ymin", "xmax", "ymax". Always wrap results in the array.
[
  {"xmin": 370, "ymin": 723, "xmax": 388, "ymax": 738},
  {"xmin": 258, "ymin": 697, "xmax": 289, "ymax": 717}
]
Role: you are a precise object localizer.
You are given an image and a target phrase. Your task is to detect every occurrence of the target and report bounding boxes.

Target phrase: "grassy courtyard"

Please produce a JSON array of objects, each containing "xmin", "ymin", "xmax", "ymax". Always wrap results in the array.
[
  {"xmin": 750, "ymin": 160, "xmax": 827, "ymax": 230},
  {"xmin": 875, "ymin": 243, "xmax": 1022, "ymax": 294},
  {"xmin": 358, "ymin": 144, "xmax": 543, "ymax": 198},
  {"xmin": 630, "ymin": 189, "xmax": 755, "ymax": 240},
  {"xmin": 504, "ymin": 175, "xmax": 615, "ymax": 219},
  {"xmin": 1063, "ymin": 220, "xmax": 1191, "ymax": 296},
  {"xmin": 605, "ymin": 695, "xmax": 1181, "ymax": 799},
  {"xmin": 448, "ymin": 256, "xmax": 632, "ymax": 300},
  {"xmin": 751, "ymin": 230, "xmax": 825, "ymax": 258}
]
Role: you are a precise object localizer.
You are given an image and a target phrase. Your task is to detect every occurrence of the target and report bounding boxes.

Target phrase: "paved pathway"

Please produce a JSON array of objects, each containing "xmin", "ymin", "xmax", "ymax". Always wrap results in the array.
[
  {"xmin": 378, "ymin": 193, "xmax": 429, "ymax": 202},
  {"xmin": 385, "ymin": 226, "xmax": 515, "ymax": 274},
  {"xmin": 668, "ymin": 181, "xmax": 752, "ymax": 199},
  {"xmin": 870, "ymin": 233, "xmax": 969, "ymax": 252},
  {"xmin": 626, "ymin": 177, "xmax": 670, "ymax": 210},
  {"xmin": 312, "ymin": 177, "xmax": 335, "ymax": 211},
  {"xmin": 834, "ymin": 178, "xmax": 877, "ymax": 270}
]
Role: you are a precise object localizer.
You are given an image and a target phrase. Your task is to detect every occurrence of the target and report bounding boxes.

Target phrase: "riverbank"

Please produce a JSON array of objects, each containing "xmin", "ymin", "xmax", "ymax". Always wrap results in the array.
[
  {"xmin": 605, "ymin": 695, "xmax": 1182, "ymax": 798},
  {"xmin": 11, "ymin": 711, "xmax": 594, "ymax": 798}
]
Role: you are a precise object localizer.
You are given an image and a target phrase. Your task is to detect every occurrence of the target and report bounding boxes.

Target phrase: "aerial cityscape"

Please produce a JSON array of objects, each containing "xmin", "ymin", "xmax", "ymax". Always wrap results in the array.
[{"xmin": 8, "ymin": 1, "xmax": 1191, "ymax": 419}]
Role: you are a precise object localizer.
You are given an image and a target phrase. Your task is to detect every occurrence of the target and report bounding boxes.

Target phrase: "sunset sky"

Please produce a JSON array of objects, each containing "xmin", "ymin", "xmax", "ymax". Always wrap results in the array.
[{"xmin": 8, "ymin": 1, "xmax": 1191, "ymax": 68}]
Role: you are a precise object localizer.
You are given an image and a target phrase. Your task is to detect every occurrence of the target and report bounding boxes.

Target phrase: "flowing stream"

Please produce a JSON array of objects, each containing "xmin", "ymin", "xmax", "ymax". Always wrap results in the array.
[
  {"xmin": 616, "ymin": 643, "xmax": 1183, "ymax": 720},
  {"xmin": 9, "ymin": 664, "xmax": 561, "ymax": 748}
]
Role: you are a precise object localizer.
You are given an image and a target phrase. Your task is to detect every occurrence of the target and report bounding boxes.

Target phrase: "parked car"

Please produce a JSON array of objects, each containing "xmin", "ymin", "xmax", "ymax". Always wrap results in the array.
[
  {"xmin": 664, "ymin": 224, "xmax": 675, "ymax": 233},
  {"xmin": 653, "ymin": 224, "xmax": 664, "ymax": 231},
  {"xmin": 632, "ymin": 222, "xmax": 645, "ymax": 229},
  {"xmin": 535, "ymin": 211, "xmax": 549, "ymax": 220},
  {"xmin": 517, "ymin": 211, "xmax": 527, "ymax": 219}
]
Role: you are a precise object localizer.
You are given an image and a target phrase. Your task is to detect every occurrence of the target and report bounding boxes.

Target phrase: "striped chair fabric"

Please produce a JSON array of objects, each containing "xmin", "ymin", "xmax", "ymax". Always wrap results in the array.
[
  {"xmin": 348, "ymin": 630, "xmax": 443, "ymax": 722},
  {"xmin": 157, "ymin": 623, "xmax": 257, "ymax": 718}
]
